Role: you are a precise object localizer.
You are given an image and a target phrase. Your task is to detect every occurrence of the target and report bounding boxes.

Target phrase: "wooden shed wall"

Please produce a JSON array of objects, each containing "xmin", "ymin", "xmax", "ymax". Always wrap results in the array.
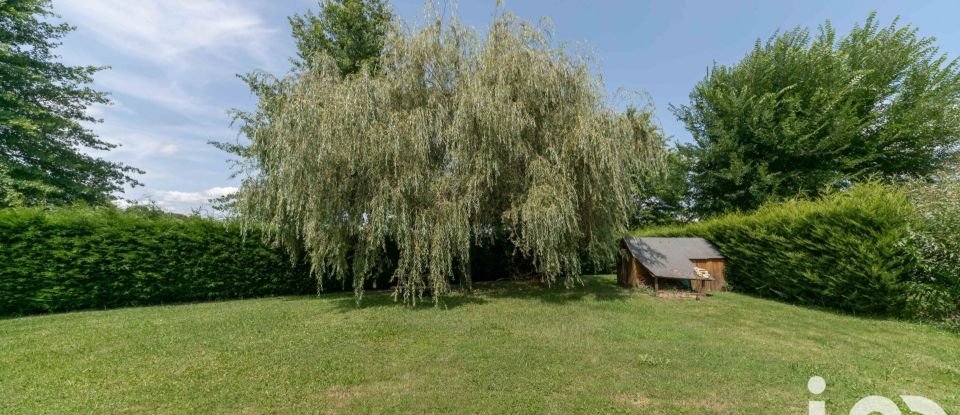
[
  {"xmin": 618, "ymin": 250, "xmax": 654, "ymax": 288},
  {"xmin": 690, "ymin": 258, "xmax": 726, "ymax": 292}
]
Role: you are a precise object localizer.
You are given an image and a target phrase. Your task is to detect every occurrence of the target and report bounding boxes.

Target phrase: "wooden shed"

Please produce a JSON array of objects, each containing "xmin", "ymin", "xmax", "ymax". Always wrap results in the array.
[{"xmin": 617, "ymin": 237, "xmax": 726, "ymax": 297}]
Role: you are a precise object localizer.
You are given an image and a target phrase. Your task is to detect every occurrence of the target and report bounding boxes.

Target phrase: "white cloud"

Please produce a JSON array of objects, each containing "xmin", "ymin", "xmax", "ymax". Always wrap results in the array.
[
  {"xmin": 145, "ymin": 186, "xmax": 239, "ymax": 214},
  {"xmin": 87, "ymin": 121, "xmax": 189, "ymax": 162},
  {"xmin": 53, "ymin": 0, "xmax": 277, "ymax": 214},
  {"xmin": 159, "ymin": 143, "xmax": 180, "ymax": 155},
  {"xmin": 55, "ymin": 0, "xmax": 277, "ymax": 68},
  {"xmin": 154, "ymin": 186, "xmax": 237, "ymax": 203},
  {"xmin": 119, "ymin": 138, "xmax": 180, "ymax": 159},
  {"xmin": 95, "ymin": 71, "xmax": 228, "ymax": 120}
]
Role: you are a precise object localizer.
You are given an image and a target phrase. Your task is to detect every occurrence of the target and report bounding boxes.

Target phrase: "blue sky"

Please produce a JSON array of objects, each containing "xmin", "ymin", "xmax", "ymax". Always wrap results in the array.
[{"xmin": 53, "ymin": 0, "xmax": 960, "ymax": 213}]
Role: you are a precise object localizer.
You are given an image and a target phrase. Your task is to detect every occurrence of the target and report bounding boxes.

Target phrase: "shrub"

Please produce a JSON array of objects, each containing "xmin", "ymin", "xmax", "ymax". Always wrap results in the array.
[
  {"xmin": 902, "ymin": 173, "xmax": 960, "ymax": 328},
  {"xmin": 635, "ymin": 184, "xmax": 913, "ymax": 316},
  {"xmin": 0, "ymin": 206, "xmax": 315, "ymax": 315}
]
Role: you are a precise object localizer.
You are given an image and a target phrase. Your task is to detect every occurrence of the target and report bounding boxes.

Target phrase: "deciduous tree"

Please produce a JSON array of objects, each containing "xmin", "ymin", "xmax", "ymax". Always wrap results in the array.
[
  {"xmin": 674, "ymin": 14, "xmax": 960, "ymax": 215},
  {"xmin": 0, "ymin": 0, "xmax": 142, "ymax": 207},
  {"xmin": 232, "ymin": 11, "xmax": 665, "ymax": 303},
  {"xmin": 212, "ymin": 0, "xmax": 393, "ymax": 216},
  {"xmin": 289, "ymin": 0, "xmax": 393, "ymax": 75}
]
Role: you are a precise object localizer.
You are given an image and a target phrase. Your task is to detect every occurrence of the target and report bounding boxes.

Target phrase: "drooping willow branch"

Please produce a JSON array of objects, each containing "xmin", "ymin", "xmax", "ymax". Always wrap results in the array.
[{"xmin": 233, "ymin": 10, "xmax": 666, "ymax": 304}]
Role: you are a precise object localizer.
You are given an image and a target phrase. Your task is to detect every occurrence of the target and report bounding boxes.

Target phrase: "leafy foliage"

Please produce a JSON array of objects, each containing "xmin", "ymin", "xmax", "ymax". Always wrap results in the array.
[
  {"xmin": 289, "ymin": 0, "xmax": 393, "ymax": 75},
  {"xmin": 232, "ymin": 10, "xmax": 665, "ymax": 303},
  {"xmin": 674, "ymin": 14, "xmax": 960, "ymax": 216},
  {"xmin": 0, "ymin": 0, "xmax": 142, "ymax": 207},
  {"xmin": 630, "ymin": 148, "xmax": 693, "ymax": 227},
  {"xmin": 636, "ymin": 184, "xmax": 914, "ymax": 315},
  {"xmin": 210, "ymin": 0, "xmax": 394, "ymax": 216},
  {"xmin": 902, "ymin": 171, "xmax": 960, "ymax": 327},
  {"xmin": 0, "ymin": 206, "xmax": 314, "ymax": 315}
]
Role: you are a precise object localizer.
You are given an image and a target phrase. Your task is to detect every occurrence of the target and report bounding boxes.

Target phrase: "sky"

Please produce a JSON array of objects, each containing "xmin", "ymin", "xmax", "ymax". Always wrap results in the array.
[{"xmin": 52, "ymin": 0, "xmax": 960, "ymax": 213}]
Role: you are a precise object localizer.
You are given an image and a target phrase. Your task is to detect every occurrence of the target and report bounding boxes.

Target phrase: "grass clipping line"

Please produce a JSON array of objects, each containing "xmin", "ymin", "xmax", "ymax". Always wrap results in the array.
[{"xmin": 233, "ymin": 10, "xmax": 666, "ymax": 305}]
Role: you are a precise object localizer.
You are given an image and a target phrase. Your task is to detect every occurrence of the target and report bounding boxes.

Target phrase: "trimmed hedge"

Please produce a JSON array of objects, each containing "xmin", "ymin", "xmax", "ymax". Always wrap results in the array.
[
  {"xmin": 0, "ymin": 206, "xmax": 315, "ymax": 315},
  {"xmin": 634, "ymin": 184, "xmax": 913, "ymax": 315}
]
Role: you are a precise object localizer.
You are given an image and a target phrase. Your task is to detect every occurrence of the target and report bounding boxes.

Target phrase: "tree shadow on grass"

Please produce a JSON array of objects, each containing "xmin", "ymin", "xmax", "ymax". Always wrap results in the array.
[
  {"xmin": 328, "ymin": 288, "xmax": 488, "ymax": 312},
  {"xmin": 475, "ymin": 275, "xmax": 631, "ymax": 304},
  {"xmin": 329, "ymin": 275, "xmax": 629, "ymax": 312}
]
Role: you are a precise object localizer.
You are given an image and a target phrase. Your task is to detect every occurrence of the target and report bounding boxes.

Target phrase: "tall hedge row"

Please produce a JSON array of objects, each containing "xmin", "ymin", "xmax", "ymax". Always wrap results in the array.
[
  {"xmin": 0, "ymin": 207, "xmax": 315, "ymax": 315},
  {"xmin": 635, "ymin": 184, "xmax": 914, "ymax": 315}
]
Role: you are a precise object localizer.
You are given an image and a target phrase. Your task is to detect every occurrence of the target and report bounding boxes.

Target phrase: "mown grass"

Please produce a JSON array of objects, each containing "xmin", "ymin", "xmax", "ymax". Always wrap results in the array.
[{"xmin": 1, "ymin": 276, "xmax": 958, "ymax": 414}]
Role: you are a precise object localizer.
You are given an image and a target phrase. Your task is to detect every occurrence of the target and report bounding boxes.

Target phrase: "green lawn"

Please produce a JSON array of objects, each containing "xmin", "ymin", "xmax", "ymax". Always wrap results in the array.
[{"xmin": 1, "ymin": 276, "xmax": 958, "ymax": 414}]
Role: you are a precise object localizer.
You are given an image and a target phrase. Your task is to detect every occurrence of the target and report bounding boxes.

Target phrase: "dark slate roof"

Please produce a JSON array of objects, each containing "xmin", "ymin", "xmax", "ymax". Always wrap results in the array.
[{"xmin": 622, "ymin": 237, "xmax": 724, "ymax": 280}]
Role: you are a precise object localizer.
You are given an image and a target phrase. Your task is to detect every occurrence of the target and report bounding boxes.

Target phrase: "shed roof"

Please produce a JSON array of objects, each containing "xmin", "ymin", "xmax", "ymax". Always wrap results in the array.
[{"xmin": 621, "ymin": 237, "xmax": 724, "ymax": 280}]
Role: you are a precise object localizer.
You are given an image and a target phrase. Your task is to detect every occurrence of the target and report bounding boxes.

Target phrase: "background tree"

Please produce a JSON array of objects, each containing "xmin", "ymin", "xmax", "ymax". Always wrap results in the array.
[
  {"xmin": 673, "ymin": 13, "xmax": 960, "ymax": 216},
  {"xmin": 231, "ymin": 10, "xmax": 666, "ymax": 303},
  {"xmin": 630, "ymin": 149, "xmax": 693, "ymax": 227},
  {"xmin": 617, "ymin": 106, "xmax": 692, "ymax": 227},
  {"xmin": 0, "ymin": 0, "xmax": 142, "ymax": 207},
  {"xmin": 289, "ymin": 0, "xmax": 393, "ymax": 75}
]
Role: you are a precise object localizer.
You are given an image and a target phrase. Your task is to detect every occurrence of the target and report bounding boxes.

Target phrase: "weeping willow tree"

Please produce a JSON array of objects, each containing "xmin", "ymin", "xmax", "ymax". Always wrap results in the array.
[{"xmin": 232, "ymin": 9, "xmax": 665, "ymax": 303}]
